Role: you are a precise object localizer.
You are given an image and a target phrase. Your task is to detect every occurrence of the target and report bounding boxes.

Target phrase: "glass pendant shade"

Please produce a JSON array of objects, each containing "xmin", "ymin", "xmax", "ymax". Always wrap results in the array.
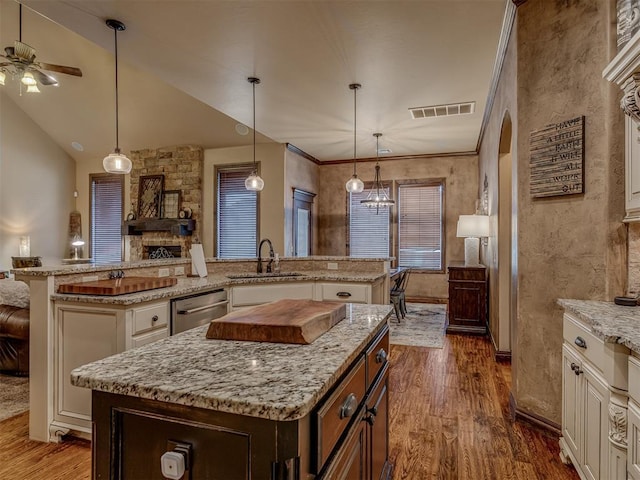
[
  {"xmin": 346, "ymin": 174, "xmax": 364, "ymax": 193},
  {"xmin": 26, "ymin": 84, "xmax": 40, "ymax": 93},
  {"xmin": 245, "ymin": 171, "xmax": 264, "ymax": 191},
  {"xmin": 103, "ymin": 150, "xmax": 132, "ymax": 174},
  {"xmin": 21, "ymin": 71, "xmax": 36, "ymax": 86}
]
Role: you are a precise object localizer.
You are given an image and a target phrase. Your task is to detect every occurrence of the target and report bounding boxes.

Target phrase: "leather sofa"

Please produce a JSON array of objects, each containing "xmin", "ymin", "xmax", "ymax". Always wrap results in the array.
[{"xmin": 0, "ymin": 305, "xmax": 29, "ymax": 376}]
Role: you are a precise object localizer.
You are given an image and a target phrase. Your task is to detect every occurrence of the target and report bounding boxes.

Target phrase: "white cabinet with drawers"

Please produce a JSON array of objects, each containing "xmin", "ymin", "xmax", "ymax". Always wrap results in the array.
[
  {"xmin": 51, "ymin": 299, "xmax": 169, "ymax": 441},
  {"xmin": 559, "ymin": 312, "xmax": 629, "ymax": 480}
]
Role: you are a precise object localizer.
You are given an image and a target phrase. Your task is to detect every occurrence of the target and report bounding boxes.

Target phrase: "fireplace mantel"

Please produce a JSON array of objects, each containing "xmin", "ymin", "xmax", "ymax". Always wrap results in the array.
[{"xmin": 122, "ymin": 219, "xmax": 196, "ymax": 236}]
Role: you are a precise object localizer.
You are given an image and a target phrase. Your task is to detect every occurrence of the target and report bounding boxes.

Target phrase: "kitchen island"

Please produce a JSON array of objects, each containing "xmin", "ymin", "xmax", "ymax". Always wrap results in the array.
[{"xmin": 71, "ymin": 303, "xmax": 393, "ymax": 479}]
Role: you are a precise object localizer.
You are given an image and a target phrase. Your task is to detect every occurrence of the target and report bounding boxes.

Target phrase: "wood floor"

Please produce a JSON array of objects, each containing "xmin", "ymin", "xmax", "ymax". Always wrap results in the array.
[{"xmin": 0, "ymin": 334, "xmax": 579, "ymax": 479}]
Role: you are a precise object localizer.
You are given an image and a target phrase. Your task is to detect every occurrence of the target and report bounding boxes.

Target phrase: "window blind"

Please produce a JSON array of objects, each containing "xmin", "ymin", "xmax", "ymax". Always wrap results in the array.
[
  {"xmin": 217, "ymin": 167, "xmax": 258, "ymax": 258},
  {"xmin": 349, "ymin": 189, "xmax": 390, "ymax": 258},
  {"xmin": 398, "ymin": 184, "xmax": 443, "ymax": 269},
  {"xmin": 90, "ymin": 175, "xmax": 123, "ymax": 263}
]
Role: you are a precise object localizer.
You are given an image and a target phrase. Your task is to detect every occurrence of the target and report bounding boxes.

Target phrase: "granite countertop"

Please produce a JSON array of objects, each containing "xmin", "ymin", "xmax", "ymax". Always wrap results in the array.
[
  {"xmin": 50, "ymin": 271, "xmax": 387, "ymax": 305},
  {"xmin": 558, "ymin": 299, "xmax": 640, "ymax": 353},
  {"xmin": 70, "ymin": 303, "xmax": 392, "ymax": 421}
]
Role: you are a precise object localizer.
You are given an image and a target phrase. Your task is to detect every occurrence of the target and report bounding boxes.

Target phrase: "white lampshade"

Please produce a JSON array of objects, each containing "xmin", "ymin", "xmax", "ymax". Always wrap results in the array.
[
  {"xmin": 103, "ymin": 152, "xmax": 132, "ymax": 174},
  {"xmin": 26, "ymin": 84, "xmax": 40, "ymax": 93},
  {"xmin": 0, "ymin": 71, "xmax": 5, "ymax": 86},
  {"xmin": 456, "ymin": 214, "xmax": 490, "ymax": 238},
  {"xmin": 21, "ymin": 71, "xmax": 37, "ymax": 86}
]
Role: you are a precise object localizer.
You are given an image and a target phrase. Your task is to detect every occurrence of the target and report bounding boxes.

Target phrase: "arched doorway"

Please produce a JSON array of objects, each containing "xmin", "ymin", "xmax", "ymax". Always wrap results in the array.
[{"xmin": 496, "ymin": 111, "xmax": 516, "ymax": 359}]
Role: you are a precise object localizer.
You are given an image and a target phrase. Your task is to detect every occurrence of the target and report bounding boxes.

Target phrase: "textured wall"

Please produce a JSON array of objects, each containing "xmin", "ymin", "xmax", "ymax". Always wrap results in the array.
[
  {"xmin": 316, "ymin": 155, "xmax": 478, "ymax": 300},
  {"xmin": 512, "ymin": 0, "xmax": 625, "ymax": 425}
]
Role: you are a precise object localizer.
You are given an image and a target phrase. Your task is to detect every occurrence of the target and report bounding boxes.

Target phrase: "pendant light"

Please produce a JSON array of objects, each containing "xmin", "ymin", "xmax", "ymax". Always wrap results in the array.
[
  {"xmin": 345, "ymin": 83, "xmax": 364, "ymax": 193},
  {"xmin": 245, "ymin": 77, "xmax": 264, "ymax": 191},
  {"xmin": 361, "ymin": 133, "xmax": 395, "ymax": 213},
  {"xmin": 103, "ymin": 19, "xmax": 132, "ymax": 175}
]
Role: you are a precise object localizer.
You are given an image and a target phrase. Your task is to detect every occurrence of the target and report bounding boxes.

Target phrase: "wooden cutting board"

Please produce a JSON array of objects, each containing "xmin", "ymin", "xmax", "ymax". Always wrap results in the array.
[
  {"xmin": 206, "ymin": 299, "xmax": 347, "ymax": 345},
  {"xmin": 57, "ymin": 276, "xmax": 178, "ymax": 295}
]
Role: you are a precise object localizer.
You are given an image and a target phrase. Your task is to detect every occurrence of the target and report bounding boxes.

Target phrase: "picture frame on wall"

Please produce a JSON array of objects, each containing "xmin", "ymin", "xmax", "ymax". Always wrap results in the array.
[
  {"xmin": 161, "ymin": 190, "xmax": 181, "ymax": 219},
  {"xmin": 137, "ymin": 175, "xmax": 164, "ymax": 218}
]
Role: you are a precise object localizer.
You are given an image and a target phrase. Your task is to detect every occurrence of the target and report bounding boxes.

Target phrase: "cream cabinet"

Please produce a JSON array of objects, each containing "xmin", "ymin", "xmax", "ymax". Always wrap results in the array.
[
  {"xmin": 559, "ymin": 312, "xmax": 629, "ymax": 480},
  {"xmin": 230, "ymin": 282, "xmax": 315, "ymax": 309},
  {"xmin": 625, "ymin": 116, "xmax": 640, "ymax": 221},
  {"xmin": 627, "ymin": 356, "xmax": 640, "ymax": 479},
  {"xmin": 315, "ymin": 282, "xmax": 371, "ymax": 303},
  {"xmin": 51, "ymin": 299, "xmax": 169, "ymax": 440}
]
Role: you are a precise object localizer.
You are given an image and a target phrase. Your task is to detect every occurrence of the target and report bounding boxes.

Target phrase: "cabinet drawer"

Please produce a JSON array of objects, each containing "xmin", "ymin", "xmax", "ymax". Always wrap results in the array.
[
  {"xmin": 448, "ymin": 266, "xmax": 486, "ymax": 282},
  {"xmin": 317, "ymin": 283, "xmax": 369, "ymax": 303},
  {"xmin": 315, "ymin": 356, "xmax": 366, "ymax": 470},
  {"xmin": 132, "ymin": 303, "xmax": 168, "ymax": 335},
  {"xmin": 232, "ymin": 282, "xmax": 314, "ymax": 307},
  {"xmin": 130, "ymin": 327, "xmax": 168, "ymax": 349},
  {"xmin": 563, "ymin": 313, "xmax": 629, "ymax": 390},
  {"xmin": 366, "ymin": 328, "xmax": 389, "ymax": 388}
]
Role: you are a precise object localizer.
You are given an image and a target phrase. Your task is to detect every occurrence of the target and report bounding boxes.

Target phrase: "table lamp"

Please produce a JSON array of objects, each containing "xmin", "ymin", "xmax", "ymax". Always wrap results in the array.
[
  {"xmin": 71, "ymin": 235, "xmax": 85, "ymax": 260},
  {"xmin": 456, "ymin": 214, "xmax": 490, "ymax": 266}
]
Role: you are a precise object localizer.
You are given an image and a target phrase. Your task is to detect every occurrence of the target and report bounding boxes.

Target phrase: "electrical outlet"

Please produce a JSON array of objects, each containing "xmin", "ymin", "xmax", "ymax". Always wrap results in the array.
[
  {"xmin": 327, "ymin": 262, "xmax": 338, "ymax": 270},
  {"xmin": 82, "ymin": 276, "xmax": 99, "ymax": 282},
  {"xmin": 158, "ymin": 268, "xmax": 170, "ymax": 277},
  {"xmin": 174, "ymin": 266, "xmax": 185, "ymax": 276}
]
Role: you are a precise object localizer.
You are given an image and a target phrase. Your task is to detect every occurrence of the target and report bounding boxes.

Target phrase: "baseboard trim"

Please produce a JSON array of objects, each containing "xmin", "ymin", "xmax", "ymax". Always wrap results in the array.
[
  {"xmin": 509, "ymin": 392, "xmax": 561, "ymax": 436},
  {"xmin": 405, "ymin": 296, "xmax": 447, "ymax": 304}
]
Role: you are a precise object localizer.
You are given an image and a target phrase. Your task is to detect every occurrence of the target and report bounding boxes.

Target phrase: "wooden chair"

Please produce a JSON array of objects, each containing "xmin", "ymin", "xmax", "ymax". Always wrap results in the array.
[{"xmin": 390, "ymin": 268, "xmax": 411, "ymax": 322}]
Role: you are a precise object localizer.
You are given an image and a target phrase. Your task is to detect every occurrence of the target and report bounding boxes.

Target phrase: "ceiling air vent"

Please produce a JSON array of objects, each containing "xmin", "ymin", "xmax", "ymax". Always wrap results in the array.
[{"xmin": 409, "ymin": 101, "xmax": 476, "ymax": 119}]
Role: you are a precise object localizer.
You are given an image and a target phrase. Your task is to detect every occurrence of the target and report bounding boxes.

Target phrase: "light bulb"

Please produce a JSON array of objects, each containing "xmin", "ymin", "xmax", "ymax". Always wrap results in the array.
[
  {"xmin": 245, "ymin": 172, "xmax": 264, "ymax": 191},
  {"xmin": 345, "ymin": 174, "xmax": 364, "ymax": 193}
]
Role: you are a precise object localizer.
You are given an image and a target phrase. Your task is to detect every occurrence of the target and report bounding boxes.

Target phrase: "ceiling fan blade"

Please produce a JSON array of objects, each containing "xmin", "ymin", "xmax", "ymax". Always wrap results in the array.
[
  {"xmin": 32, "ymin": 68, "xmax": 58, "ymax": 86},
  {"xmin": 38, "ymin": 62, "xmax": 82, "ymax": 77}
]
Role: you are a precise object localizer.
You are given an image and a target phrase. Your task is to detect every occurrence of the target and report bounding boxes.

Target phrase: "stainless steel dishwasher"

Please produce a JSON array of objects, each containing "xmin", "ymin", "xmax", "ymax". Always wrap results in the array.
[{"xmin": 170, "ymin": 288, "xmax": 228, "ymax": 335}]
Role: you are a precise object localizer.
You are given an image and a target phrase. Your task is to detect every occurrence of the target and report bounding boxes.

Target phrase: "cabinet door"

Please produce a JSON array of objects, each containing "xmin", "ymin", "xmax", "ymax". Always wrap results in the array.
[
  {"xmin": 626, "ymin": 115, "xmax": 640, "ymax": 220},
  {"xmin": 582, "ymin": 362, "xmax": 609, "ymax": 480},
  {"xmin": 368, "ymin": 371, "xmax": 389, "ymax": 480},
  {"xmin": 629, "ymin": 400, "xmax": 640, "ymax": 480},
  {"xmin": 561, "ymin": 344, "xmax": 582, "ymax": 464},
  {"xmin": 325, "ymin": 419, "xmax": 366, "ymax": 480}
]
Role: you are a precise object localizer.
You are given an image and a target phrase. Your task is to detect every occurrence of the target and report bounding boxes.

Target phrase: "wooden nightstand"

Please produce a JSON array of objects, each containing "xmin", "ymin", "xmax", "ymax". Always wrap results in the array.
[{"xmin": 446, "ymin": 262, "xmax": 488, "ymax": 335}]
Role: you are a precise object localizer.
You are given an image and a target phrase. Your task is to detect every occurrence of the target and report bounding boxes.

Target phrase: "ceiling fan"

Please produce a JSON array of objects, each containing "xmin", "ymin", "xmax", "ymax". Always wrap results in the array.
[{"xmin": 0, "ymin": 3, "xmax": 82, "ymax": 91}]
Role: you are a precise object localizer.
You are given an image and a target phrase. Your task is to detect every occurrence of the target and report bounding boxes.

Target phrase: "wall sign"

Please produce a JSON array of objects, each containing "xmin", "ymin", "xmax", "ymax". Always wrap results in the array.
[{"xmin": 529, "ymin": 116, "xmax": 584, "ymax": 198}]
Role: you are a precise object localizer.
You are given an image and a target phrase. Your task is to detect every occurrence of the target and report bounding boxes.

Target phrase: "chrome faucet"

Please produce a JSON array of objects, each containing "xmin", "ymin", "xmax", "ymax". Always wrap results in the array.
[{"xmin": 257, "ymin": 238, "xmax": 275, "ymax": 273}]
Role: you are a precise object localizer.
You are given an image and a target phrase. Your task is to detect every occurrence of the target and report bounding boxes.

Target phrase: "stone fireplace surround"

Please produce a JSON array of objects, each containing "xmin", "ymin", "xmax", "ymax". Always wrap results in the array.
[{"xmin": 125, "ymin": 145, "xmax": 203, "ymax": 261}]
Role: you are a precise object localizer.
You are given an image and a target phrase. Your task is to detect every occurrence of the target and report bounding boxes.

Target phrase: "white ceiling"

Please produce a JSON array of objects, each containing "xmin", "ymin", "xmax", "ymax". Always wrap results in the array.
[{"xmin": 1, "ymin": 0, "xmax": 506, "ymax": 163}]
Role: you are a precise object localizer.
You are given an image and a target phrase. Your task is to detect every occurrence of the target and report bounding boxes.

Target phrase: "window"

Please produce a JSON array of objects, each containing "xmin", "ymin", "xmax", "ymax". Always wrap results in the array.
[
  {"xmin": 216, "ymin": 165, "xmax": 258, "ymax": 258},
  {"xmin": 348, "ymin": 188, "xmax": 390, "ymax": 258},
  {"xmin": 90, "ymin": 174, "xmax": 124, "ymax": 263},
  {"xmin": 397, "ymin": 182, "xmax": 444, "ymax": 270}
]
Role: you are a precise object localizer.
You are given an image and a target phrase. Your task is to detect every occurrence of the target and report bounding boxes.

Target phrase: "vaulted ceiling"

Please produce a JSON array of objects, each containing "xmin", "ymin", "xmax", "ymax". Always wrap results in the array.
[{"xmin": 1, "ymin": 0, "xmax": 506, "ymax": 163}]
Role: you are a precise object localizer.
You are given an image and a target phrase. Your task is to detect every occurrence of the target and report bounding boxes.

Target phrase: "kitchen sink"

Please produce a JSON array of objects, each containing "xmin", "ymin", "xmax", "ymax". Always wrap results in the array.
[{"xmin": 226, "ymin": 272, "xmax": 307, "ymax": 279}]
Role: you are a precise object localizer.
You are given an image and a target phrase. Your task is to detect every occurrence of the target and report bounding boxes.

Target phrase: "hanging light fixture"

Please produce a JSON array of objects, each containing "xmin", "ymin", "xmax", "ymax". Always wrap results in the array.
[
  {"xmin": 102, "ymin": 19, "xmax": 132, "ymax": 175},
  {"xmin": 345, "ymin": 83, "xmax": 364, "ymax": 193},
  {"xmin": 361, "ymin": 133, "xmax": 395, "ymax": 213},
  {"xmin": 245, "ymin": 76, "xmax": 265, "ymax": 191}
]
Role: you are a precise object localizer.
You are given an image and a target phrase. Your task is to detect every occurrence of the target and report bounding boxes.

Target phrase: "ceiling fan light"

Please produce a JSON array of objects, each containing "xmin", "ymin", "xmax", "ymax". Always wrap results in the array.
[
  {"xmin": 26, "ymin": 84, "xmax": 40, "ymax": 93},
  {"xmin": 0, "ymin": 71, "xmax": 5, "ymax": 86},
  {"xmin": 245, "ymin": 171, "xmax": 264, "ymax": 191},
  {"xmin": 21, "ymin": 71, "xmax": 36, "ymax": 86},
  {"xmin": 103, "ymin": 152, "xmax": 132, "ymax": 174}
]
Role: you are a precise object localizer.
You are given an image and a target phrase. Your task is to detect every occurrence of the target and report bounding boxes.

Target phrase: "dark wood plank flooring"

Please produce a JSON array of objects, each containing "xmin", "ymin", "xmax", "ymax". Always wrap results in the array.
[{"xmin": 0, "ymin": 334, "xmax": 579, "ymax": 479}]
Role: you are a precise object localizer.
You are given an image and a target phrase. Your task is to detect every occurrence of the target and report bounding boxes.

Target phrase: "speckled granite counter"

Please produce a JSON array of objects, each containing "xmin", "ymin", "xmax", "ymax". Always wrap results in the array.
[
  {"xmin": 50, "ymin": 271, "xmax": 387, "ymax": 305},
  {"xmin": 71, "ymin": 303, "xmax": 392, "ymax": 421},
  {"xmin": 558, "ymin": 299, "xmax": 640, "ymax": 353}
]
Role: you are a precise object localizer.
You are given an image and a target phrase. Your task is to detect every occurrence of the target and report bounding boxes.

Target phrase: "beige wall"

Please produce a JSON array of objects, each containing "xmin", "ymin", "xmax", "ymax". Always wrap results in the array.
[
  {"xmin": 478, "ymin": 0, "xmax": 626, "ymax": 426},
  {"xmin": 0, "ymin": 93, "xmax": 76, "ymax": 270},
  {"xmin": 284, "ymin": 149, "xmax": 320, "ymax": 256},
  {"xmin": 317, "ymin": 155, "xmax": 478, "ymax": 300},
  {"xmin": 203, "ymin": 144, "xmax": 286, "ymax": 257}
]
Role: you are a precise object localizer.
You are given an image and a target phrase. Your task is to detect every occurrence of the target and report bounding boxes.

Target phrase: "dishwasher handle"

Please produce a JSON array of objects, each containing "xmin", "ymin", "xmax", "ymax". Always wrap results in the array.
[{"xmin": 176, "ymin": 300, "xmax": 228, "ymax": 315}]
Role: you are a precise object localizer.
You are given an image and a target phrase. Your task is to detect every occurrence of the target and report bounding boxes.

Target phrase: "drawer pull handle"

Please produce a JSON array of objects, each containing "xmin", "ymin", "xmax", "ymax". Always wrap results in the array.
[
  {"xmin": 570, "ymin": 362, "xmax": 579, "ymax": 372},
  {"xmin": 336, "ymin": 292, "xmax": 352, "ymax": 298},
  {"xmin": 367, "ymin": 406, "xmax": 378, "ymax": 417},
  {"xmin": 364, "ymin": 414, "xmax": 375, "ymax": 426},
  {"xmin": 574, "ymin": 336, "xmax": 587, "ymax": 349},
  {"xmin": 339, "ymin": 393, "xmax": 358, "ymax": 419},
  {"xmin": 375, "ymin": 349, "xmax": 388, "ymax": 364},
  {"xmin": 152, "ymin": 315, "xmax": 159, "ymax": 323}
]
